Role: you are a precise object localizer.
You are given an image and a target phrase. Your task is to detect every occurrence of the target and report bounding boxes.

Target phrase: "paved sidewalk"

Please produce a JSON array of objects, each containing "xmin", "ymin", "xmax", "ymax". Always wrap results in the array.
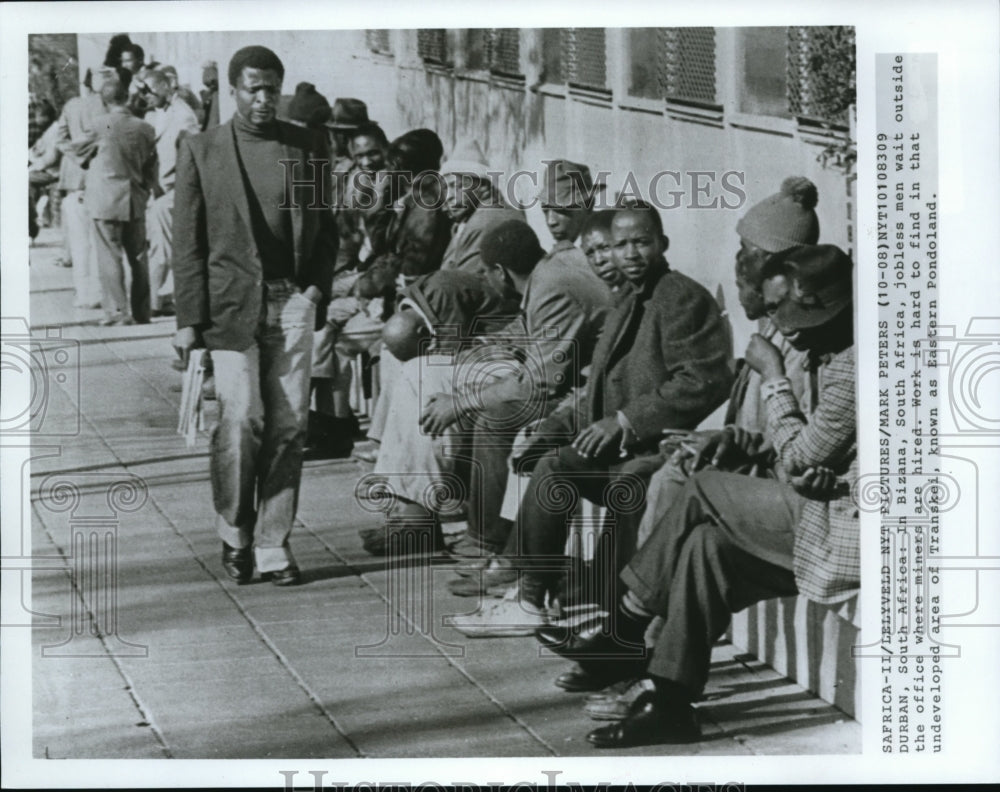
[{"xmin": 24, "ymin": 229, "xmax": 860, "ymax": 759}]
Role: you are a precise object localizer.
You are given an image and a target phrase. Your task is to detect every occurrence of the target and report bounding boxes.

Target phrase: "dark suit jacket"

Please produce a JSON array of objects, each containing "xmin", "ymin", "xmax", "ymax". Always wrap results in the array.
[
  {"xmin": 548, "ymin": 259, "xmax": 733, "ymax": 453},
  {"xmin": 592, "ymin": 261, "xmax": 733, "ymax": 449},
  {"xmin": 83, "ymin": 107, "xmax": 158, "ymax": 221},
  {"xmin": 172, "ymin": 119, "xmax": 337, "ymax": 351}
]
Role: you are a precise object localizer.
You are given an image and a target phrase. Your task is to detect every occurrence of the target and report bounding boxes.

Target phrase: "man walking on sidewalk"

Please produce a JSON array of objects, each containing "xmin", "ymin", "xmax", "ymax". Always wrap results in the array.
[
  {"xmin": 171, "ymin": 45, "xmax": 336, "ymax": 586},
  {"xmin": 85, "ymin": 72, "xmax": 158, "ymax": 325}
]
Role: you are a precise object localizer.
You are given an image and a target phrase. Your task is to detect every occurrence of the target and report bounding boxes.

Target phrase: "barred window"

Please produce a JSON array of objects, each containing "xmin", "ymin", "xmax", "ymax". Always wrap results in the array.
[
  {"xmin": 565, "ymin": 28, "xmax": 607, "ymax": 90},
  {"xmin": 418, "ymin": 29, "xmax": 449, "ymax": 65},
  {"xmin": 489, "ymin": 29, "xmax": 521, "ymax": 77},
  {"xmin": 541, "ymin": 28, "xmax": 607, "ymax": 90},
  {"xmin": 736, "ymin": 27, "xmax": 791, "ymax": 117},
  {"xmin": 365, "ymin": 29, "xmax": 392, "ymax": 56},
  {"xmin": 454, "ymin": 30, "xmax": 522, "ymax": 76},
  {"xmin": 786, "ymin": 26, "xmax": 856, "ymax": 126},
  {"xmin": 628, "ymin": 27, "xmax": 717, "ymax": 104}
]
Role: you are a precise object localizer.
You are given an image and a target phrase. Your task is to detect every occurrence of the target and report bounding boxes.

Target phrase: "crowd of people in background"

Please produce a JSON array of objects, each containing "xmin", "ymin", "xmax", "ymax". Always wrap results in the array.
[
  {"xmin": 28, "ymin": 34, "xmax": 221, "ymax": 321},
  {"xmin": 30, "ymin": 39, "xmax": 860, "ymax": 750}
]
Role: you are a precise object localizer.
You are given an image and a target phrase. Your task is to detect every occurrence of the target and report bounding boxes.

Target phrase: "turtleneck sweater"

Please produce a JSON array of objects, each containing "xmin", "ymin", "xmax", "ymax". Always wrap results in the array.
[{"xmin": 233, "ymin": 113, "xmax": 294, "ymax": 281}]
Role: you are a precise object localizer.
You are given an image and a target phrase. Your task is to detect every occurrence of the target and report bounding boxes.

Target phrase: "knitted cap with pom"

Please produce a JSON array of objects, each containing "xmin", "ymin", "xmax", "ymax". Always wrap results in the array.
[
  {"xmin": 286, "ymin": 82, "xmax": 331, "ymax": 128},
  {"xmin": 736, "ymin": 176, "xmax": 820, "ymax": 253}
]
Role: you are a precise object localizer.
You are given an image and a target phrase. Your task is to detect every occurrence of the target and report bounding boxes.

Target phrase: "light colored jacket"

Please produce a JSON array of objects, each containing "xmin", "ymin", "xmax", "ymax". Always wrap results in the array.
[{"xmin": 150, "ymin": 94, "xmax": 200, "ymax": 190}]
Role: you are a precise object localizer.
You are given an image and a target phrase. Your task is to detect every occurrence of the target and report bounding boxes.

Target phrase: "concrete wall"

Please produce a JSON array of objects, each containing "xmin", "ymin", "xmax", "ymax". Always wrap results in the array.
[{"xmin": 731, "ymin": 596, "xmax": 861, "ymax": 720}]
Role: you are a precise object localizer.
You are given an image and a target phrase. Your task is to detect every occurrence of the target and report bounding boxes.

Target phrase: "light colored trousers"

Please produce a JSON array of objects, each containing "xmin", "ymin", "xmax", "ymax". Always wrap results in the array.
[
  {"xmin": 92, "ymin": 216, "xmax": 150, "ymax": 322},
  {"xmin": 372, "ymin": 354, "xmax": 505, "ymax": 516},
  {"xmin": 211, "ymin": 280, "xmax": 316, "ymax": 572},
  {"xmin": 147, "ymin": 190, "xmax": 175, "ymax": 310},
  {"xmin": 62, "ymin": 190, "xmax": 102, "ymax": 307}
]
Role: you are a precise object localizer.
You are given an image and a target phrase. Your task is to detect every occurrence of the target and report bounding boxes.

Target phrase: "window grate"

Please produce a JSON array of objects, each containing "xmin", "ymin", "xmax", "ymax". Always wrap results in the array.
[
  {"xmin": 564, "ymin": 27, "xmax": 607, "ymax": 90},
  {"xmin": 786, "ymin": 26, "xmax": 856, "ymax": 125},
  {"xmin": 658, "ymin": 27, "xmax": 717, "ymax": 104},
  {"xmin": 418, "ymin": 29, "xmax": 449, "ymax": 65},
  {"xmin": 365, "ymin": 29, "xmax": 392, "ymax": 56},
  {"xmin": 489, "ymin": 28, "xmax": 522, "ymax": 76}
]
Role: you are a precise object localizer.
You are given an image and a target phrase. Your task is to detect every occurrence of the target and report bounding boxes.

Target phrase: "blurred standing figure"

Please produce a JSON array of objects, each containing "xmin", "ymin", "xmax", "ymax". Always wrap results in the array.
[
  {"xmin": 55, "ymin": 68, "xmax": 107, "ymax": 307},
  {"xmin": 144, "ymin": 69, "xmax": 200, "ymax": 316},
  {"xmin": 199, "ymin": 60, "xmax": 220, "ymax": 131},
  {"xmin": 85, "ymin": 74, "xmax": 158, "ymax": 325},
  {"xmin": 160, "ymin": 65, "xmax": 203, "ymax": 118}
]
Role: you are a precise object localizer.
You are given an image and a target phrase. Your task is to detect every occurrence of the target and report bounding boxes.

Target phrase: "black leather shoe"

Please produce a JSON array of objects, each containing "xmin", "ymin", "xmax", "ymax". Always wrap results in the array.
[
  {"xmin": 262, "ymin": 566, "xmax": 302, "ymax": 586},
  {"xmin": 221, "ymin": 542, "xmax": 253, "ymax": 584},
  {"xmin": 587, "ymin": 691, "xmax": 701, "ymax": 748},
  {"xmin": 556, "ymin": 664, "xmax": 621, "ymax": 692},
  {"xmin": 536, "ymin": 616, "xmax": 647, "ymax": 661}
]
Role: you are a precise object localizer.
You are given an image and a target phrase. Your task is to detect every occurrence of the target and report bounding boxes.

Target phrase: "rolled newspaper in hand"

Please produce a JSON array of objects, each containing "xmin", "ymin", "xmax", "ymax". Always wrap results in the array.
[{"xmin": 177, "ymin": 349, "xmax": 206, "ymax": 447}]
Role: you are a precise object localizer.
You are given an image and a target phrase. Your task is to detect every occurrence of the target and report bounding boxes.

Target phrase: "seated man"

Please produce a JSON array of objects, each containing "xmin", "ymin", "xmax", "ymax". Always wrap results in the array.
[
  {"xmin": 556, "ymin": 178, "xmax": 819, "ymax": 694},
  {"xmin": 538, "ymin": 244, "xmax": 858, "ymax": 747},
  {"xmin": 635, "ymin": 176, "xmax": 820, "ymax": 548},
  {"xmin": 539, "ymin": 158, "xmax": 600, "ymax": 269},
  {"xmin": 580, "ymin": 209, "xmax": 625, "ymax": 292},
  {"xmin": 448, "ymin": 202, "xmax": 733, "ymax": 637},
  {"xmin": 366, "ymin": 220, "xmax": 610, "ymax": 555},
  {"xmin": 353, "ymin": 128, "xmax": 453, "ymax": 298},
  {"xmin": 438, "ymin": 140, "xmax": 525, "ymax": 273},
  {"xmin": 360, "ymin": 267, "xmax": 520, "ymax": 553},
  {"xmin": 307, "ymin": 120, "xmax": 391, "ymax": 457}
]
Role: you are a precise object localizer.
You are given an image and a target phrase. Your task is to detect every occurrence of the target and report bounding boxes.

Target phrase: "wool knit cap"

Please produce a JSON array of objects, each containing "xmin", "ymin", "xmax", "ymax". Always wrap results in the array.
[
  {"xmin": 736, "ymin": 176, "xmax": 820, "ymax": 253},
  {"xmin": 479, "ymin": 219, "xmax": 546, "ymax": 276},
  {"xmin": 286, "ymin": 82, "xmax": 332, "ymax": 127},
  {"xmin": 440, "ymin": 139, "xmax": 492, "ymax": 180}
]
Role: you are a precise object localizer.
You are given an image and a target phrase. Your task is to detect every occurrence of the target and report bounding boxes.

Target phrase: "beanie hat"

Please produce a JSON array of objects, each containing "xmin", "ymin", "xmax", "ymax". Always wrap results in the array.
[
  {"xmin": 479, "ymin": 219, "xmax": 546, "ymax": 276},
  {"xmin": 286, "ymin": 82, "xmax": 331, "ymax": 127},
  {"xmin": 736, "ymin": 176, "xmax": 820, "ymax": 253}
]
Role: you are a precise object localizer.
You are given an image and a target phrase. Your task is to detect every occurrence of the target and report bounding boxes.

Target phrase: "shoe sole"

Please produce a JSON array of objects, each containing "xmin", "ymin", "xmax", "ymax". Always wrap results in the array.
[
  {"xmin": 585, "ymin": 709, "xmax": 630, "ymax": 721},
  {"xmin": 450, "ymin": 625, "xmax": 544, "ymax": 638}
]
